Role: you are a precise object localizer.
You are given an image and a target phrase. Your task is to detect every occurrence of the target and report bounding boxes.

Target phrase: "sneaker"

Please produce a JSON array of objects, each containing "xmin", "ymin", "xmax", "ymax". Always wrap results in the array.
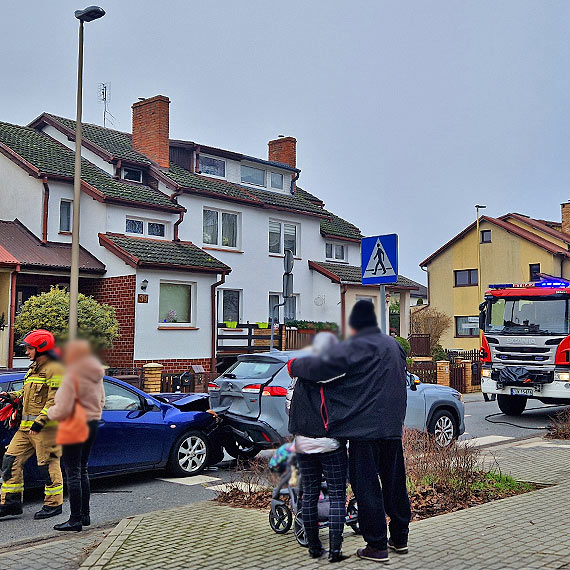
[
  {"xmin": 356, "ymin": 546, "xmax": 389, "ymax": 563},
  {"xmin": 388, "ymin": 538, "xmax": 408, "ymax": 554}
]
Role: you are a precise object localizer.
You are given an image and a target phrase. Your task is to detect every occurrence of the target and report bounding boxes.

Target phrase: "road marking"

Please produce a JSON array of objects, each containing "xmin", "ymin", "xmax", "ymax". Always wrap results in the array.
[
  {"xmin": 469, "ymin": 435, "xmax": 513, "ymax": 447},
  {"xmin": 157, "ymin": 474, "xmax": 221, "ymax": 486}
]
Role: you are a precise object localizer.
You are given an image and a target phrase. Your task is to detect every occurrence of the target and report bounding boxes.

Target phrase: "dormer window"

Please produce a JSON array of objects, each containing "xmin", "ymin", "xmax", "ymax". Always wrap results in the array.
[
  {"xmin": 126, "ymin": 217, "xmax": 167, "ymax": 239},
  {"xmin": 241, "ymin": 165, "xmax": 265, "ymax": 186},
  {"xmin": 325, "ymin": 242, "xmax": 347, "ymax": 262},
  {"xmin": 270, "ymin": 172, "xmax": 284, "ymax": 190},
  {"xmin": 200, "ymin": 156, "xmax": 226, "ymax": 178},
  {"xmin": 122, "ymin": 167, "xmax": 143, "ymax": 183}
]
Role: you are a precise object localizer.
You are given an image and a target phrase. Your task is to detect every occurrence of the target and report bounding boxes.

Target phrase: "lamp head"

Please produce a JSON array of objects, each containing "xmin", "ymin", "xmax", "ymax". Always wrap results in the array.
[
  {"xmin": 75, "ymin": 6, "xmax": 105, "ymax": 22},
  {"xmin": 475, "ymin": 204, "xmax": 487, "ymax": 209}
]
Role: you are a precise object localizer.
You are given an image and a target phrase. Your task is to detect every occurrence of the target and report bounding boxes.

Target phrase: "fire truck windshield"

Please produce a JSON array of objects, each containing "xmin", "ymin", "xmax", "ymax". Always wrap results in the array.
[{"xmin": 486, "ymin": 297, "xmax": 569, "ymax": 335}]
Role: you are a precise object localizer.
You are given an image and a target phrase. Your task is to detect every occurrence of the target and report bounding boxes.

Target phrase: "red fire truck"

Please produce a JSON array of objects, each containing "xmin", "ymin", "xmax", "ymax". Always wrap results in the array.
[{"xmin": 479, "ymin": 279, "xmax": 570, "ymax": 415}]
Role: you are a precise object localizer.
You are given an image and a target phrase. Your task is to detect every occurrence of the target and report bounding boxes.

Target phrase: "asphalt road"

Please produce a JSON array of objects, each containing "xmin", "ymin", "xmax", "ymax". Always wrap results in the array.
[{"xmin": 1, "ymin": 395, "xmax": 568, "ymax": 548}]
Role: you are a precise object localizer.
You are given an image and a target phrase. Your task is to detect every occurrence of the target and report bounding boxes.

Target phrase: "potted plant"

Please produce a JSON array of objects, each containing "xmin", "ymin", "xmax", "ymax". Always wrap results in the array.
[
  {"xmin": 224, "ymin": 321, "xmax": 238, "ymax": 328},
  {"xmin": 256, "ymin": 322, "xmax": 269, "ymax": 329}
]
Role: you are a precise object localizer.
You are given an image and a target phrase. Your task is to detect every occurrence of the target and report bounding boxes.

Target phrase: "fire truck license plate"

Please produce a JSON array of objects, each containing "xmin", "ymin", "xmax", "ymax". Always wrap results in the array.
[{"xmin": 510, "ymin": 388, "xmax": 533, "ymax": 397}]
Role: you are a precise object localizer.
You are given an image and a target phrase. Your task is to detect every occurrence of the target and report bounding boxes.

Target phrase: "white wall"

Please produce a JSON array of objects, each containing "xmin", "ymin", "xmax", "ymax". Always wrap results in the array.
[
  {"xmin": 311, "ymin": 272, "xmax": 342, "ymax": 324},
  {"xmin": 132, "ymin": 268, "xmax": 216, "ymax": 360},
  {"xmin": 106, "ymin": 205, "xmax": 178, "ymax": 239}
]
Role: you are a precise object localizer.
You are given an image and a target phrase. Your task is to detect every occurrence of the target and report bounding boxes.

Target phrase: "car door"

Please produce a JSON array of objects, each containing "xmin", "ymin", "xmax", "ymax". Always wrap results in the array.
[
  {"xmin": 89, "ymin": 380, "xmax": 168, "ymax": 473},
  {"xmin": 404, "ymin": 373, "xmax": 427, "ymax": 430}
]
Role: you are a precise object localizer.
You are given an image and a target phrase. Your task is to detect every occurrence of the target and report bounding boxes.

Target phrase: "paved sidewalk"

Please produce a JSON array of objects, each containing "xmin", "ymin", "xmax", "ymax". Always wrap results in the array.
[{"xmin": 80, "ymin": 437, "xmax": 570, "ymax": 570}]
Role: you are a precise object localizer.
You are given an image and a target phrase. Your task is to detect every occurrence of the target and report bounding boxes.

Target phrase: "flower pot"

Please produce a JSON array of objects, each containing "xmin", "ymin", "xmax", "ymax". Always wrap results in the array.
[
  {"xmin": 256, "ymin": 322, "xmax": 269, "ymax": 329},
  {"xmin": 224, "ymin": 321, "xmax": 238, "ymax": 328}
]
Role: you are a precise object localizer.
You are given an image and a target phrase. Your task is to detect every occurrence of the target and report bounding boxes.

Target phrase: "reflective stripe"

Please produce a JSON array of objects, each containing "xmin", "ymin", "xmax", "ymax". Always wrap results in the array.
[
  {"xmin": 40, "ymin": 407, "xmax": 49, "ymax": 415},
  {"xmin": 25, "ymin": 377, "xmax": 47, "ymax": 385},
  {"xmin": 44, "ymin": 485, "xmax": 63, "ymax": 496},
  {"xmin": 1, "ymin": 483, "xmax": 24, "ymax": 492},
  {"xmin": 20, "ymin": 420, "xmax": 57, "ymax": 428},
  {"xmin": 48, "ymin": 376, "xmax": 62, "ymax": 388},
  {"xmin": 20, "ymin": 420, "xmax": 34, "ymax": 427}
]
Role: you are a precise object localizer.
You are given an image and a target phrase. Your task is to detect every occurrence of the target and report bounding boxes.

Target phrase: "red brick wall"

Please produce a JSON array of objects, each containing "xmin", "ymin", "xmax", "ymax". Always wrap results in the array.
[
  {"xmin": 268, "ymin": 136, "xmax": 296, "ymax": 169},
  {"xmin": 83, "ymin": 275, "xmax": 136, "ymax": 367},
  {"xmin": 132, "ymin": 95, "xmax": 170, "ymax": 168},
  {"xmin": 135, "ymin": 358, "xmax": 212, "ymax": 373}
]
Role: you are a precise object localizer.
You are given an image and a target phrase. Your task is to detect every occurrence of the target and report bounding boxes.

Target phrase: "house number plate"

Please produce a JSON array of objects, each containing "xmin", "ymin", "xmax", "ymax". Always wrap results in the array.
[{"xmin": 137, "ymin": 294, "xmax": 149, "ymax": 303}]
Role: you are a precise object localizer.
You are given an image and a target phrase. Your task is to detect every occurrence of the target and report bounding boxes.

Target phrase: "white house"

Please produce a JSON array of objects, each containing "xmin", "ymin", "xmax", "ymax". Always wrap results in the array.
[{"xmin": 0, "ymin": 95, "xmax": 419, "ymax": 372}]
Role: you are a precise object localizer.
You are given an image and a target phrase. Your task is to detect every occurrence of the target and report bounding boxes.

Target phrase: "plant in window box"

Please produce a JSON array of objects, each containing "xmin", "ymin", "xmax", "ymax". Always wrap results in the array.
[
  {"xmin": 224, "ymin": 321, "xmax": 238, "ymax": 328},
  {"xmin": 256, "ymin": 322, "xmax": 269, "ymax": 329},
  {"xmin": 164, "ymin": 310, "xmax": 177, "ymax": 323}
]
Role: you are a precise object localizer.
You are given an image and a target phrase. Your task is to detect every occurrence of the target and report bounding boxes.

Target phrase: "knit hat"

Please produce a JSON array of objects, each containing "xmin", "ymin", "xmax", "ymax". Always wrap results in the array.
[{"xmin": 348, "ymin": 300, "xmax": 378, "ymax": 330}]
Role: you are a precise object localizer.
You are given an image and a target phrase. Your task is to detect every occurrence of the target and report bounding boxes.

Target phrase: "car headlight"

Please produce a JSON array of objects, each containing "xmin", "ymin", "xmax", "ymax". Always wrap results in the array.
[
  {"xmin": 555, "ymin": 371, "xmax": 570, "ymax": 382},
  {"xmin": 481, "ymin": 369, "xmax": 492, "ymax": 378},
  {"xmin": 451, "ymin": 391, "xmax": 463, "ymax": 402}
]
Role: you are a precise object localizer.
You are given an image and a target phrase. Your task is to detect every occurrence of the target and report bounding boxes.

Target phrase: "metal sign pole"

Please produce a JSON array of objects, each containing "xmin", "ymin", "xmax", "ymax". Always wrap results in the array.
[
  {"xmin": 269, "ymin": 301, "xmax": 286, "ymax": 351},
  {"xmin": 380, "ymin": 284, "xmax": 387, "ymax": 334}
]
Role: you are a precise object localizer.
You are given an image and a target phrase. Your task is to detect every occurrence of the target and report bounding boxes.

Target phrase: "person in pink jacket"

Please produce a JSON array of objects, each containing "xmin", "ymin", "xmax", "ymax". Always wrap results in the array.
[{"xmin": 48, "ymin": 340, "xmax": 105, "ymax": 532}]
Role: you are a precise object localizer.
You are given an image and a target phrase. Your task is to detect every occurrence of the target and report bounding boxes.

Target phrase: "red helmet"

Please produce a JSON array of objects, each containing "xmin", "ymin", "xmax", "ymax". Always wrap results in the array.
[{"xmin": 21, "ymin": 330, "xmax": 56, "ymax": 355}]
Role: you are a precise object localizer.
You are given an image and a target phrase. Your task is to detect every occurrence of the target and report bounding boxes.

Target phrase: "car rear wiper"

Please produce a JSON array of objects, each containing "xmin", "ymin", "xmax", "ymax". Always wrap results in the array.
[{"xmin": 222, "ymin": 373, "xmax": 237, "ymax": 379}]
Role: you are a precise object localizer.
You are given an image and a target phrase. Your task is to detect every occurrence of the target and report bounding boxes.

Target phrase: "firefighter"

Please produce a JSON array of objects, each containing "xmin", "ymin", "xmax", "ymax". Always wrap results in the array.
[{"xmin": 0, "ymin": 329, "xmax": 64, "ymax": 519}]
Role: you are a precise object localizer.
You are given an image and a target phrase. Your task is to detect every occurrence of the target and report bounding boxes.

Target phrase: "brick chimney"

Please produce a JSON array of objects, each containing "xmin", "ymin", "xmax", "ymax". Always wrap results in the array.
[
  {"xmin": 268, "ymin": 136, "xmax": 296, "ymax": 170},
  {"xmin": 132, "ymin": 95, "xmax": 170, "ymax": 168},
  {"xmin": 562, "ymin": 202, "xmax": 570, "ymax": 235}
]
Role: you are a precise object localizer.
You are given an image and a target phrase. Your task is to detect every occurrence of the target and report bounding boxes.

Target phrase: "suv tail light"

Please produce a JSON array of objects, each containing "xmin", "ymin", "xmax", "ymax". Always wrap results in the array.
[
  {"xmin": 208, "ymin": 383, "xmax": 220, "ymax": 391},
  {"xmin": 242, "ymin": 384, "xmax": 287, "ymax": 396},
  {"xmin": 555, "ymin": 335, "xmax": 570, "ymax": 365}
]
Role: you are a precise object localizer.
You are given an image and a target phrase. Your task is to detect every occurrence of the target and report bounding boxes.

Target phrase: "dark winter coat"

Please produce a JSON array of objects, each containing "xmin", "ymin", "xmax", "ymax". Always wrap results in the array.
[{"xmin": 288, "ymin": 326, "xmax": 407, "ymax": 440}]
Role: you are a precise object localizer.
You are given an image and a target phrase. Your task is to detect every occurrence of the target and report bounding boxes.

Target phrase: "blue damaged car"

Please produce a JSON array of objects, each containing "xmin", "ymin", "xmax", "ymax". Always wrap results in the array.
[{"xmin": 0, "ymin": 373, "xmax": 225, "ymax": 487}]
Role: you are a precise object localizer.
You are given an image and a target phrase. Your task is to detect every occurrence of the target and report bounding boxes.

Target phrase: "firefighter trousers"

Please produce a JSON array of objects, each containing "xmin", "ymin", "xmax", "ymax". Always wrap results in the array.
[{"xmin": 1, "ymin": 429, "xmax": 63, "ymax": 507}]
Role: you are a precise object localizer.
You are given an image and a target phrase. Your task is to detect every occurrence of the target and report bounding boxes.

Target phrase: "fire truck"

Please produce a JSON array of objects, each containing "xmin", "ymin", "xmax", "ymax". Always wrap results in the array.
[{"xmin": 479, "ymin": 279, "xmax": 570, "ymax": 416}]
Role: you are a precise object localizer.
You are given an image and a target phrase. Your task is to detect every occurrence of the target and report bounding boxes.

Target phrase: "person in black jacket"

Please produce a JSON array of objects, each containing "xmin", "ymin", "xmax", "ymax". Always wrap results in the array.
[{"xmin": 288, "ymin": 300, "xmax": 411, "ymax": 564}]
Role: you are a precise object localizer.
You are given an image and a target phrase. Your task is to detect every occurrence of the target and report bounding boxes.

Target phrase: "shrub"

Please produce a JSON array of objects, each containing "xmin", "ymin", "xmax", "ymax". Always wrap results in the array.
[
  {"xmin": 285, "ymin": 320, "xmax": 338, "ymax": 331},
  {"xmin": 14, "ymin": 286, "xmax": 119, "ymax": 350},
  {"xmin": 431, "ymin": 344, "xmax": 447, "ymax": 361},
  {"xmin": 546, "ymin": 408, "xmax": 570, "ymax": 440},
  {"xmin": 395, "ymin": 336, "xmax": 411, "ymax": 355},
  {"xmin": 411, "ymin": 308, "xmax": 452, "ymax": 352}
]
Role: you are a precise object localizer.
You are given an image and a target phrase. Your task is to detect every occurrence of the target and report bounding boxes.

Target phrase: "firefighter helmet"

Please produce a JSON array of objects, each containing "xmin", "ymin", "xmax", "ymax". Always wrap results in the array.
[{"xmin": 21, "ymin": 330, "xmax": 56, "ymax": 355}]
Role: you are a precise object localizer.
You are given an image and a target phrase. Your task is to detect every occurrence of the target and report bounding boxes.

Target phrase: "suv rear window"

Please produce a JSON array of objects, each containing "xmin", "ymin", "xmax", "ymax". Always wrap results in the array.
[{"xmin": 222, "ymin": 360, "xmax": 284, "ymax": 380}]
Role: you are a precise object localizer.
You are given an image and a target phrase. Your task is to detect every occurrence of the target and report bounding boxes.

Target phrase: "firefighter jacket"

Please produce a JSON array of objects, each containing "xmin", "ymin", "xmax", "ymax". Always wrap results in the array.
[{"xmin": 8, "ymin": 359, "xmax": 64, "ymax": 431}]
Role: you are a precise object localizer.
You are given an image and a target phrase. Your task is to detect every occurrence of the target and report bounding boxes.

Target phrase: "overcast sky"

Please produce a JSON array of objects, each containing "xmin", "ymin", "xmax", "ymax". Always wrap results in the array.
[{"xmin": 2, "ymin": 1, "xmax": 569, "ymax": 282}]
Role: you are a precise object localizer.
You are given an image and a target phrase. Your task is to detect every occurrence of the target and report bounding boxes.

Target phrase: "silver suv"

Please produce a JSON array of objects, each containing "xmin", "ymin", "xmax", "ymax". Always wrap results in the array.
[{"xmin": 210, "ymin": 351, "xmax": 465, "ymax": 457}]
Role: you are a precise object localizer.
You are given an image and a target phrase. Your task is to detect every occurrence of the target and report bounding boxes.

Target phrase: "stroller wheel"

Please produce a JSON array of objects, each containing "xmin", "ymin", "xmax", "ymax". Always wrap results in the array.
[
  {"xmin": 269, "ymin": 504, "xmax": 292, "ymax": 534},
  {"xmin": 294, "ymin": 514, "xmax": 309, "ymax": 547},
  {"xmin": 346, "ymin": 498, "xmax": 361, "ymax": 534}
]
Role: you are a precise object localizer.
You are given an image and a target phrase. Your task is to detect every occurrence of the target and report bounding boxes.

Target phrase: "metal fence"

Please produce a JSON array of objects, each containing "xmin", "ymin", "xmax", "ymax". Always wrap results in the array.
[{"xmin": 407, "ymin": 360, "xmax": 437, "ymax": 384}]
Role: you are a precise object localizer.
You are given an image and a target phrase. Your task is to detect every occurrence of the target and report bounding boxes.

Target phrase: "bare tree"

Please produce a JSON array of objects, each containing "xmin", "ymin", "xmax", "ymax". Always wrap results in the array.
[{"xmin": 410, "ymin": 307, "xmax": 452, "ymax": 351}]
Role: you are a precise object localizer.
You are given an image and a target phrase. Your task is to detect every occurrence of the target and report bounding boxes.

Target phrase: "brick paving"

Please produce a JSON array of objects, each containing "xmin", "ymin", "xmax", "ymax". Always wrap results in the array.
[{"xmin": 79, "ymin": 437, "xmax": 570, "ymax": 570}]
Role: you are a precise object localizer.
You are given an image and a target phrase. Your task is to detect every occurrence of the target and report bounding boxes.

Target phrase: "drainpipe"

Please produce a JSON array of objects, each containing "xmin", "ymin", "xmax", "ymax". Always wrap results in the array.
[
  {"xmin": 340, "ymin": 284, "xmax": 348, "ymax": 339},
  {"xmin": 210, "ymin": 273, "xmax": 226, "ymax": 372},
  {"xmin": 7, "ymin": 266, "xmax": 19, "ymax": 369},
  {"xmin": 173, "ymin": 210, "xmax": 184, "ymax": 242},
  {"xmin": 41, "ymin": 176, "xmax": 49, "ymax": 244},
  {"xmin": 290, "ymin": 171, "xmax": 300, "ymax": 195}
]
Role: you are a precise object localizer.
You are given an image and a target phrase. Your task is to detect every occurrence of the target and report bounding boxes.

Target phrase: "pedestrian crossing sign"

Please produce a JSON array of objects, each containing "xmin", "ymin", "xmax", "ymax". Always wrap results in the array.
[{"xmin": 361, "ymin": 234, "xmax": 398, "ymax": 284}]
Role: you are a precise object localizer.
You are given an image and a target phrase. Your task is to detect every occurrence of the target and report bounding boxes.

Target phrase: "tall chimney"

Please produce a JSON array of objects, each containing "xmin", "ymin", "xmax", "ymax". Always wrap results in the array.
[
  {"xmin": 132, "ymin": 95, "xmax": 170, "ymax": 168},
  {"xmin": 562, "ymin": 202, "xmax": 570, "ymax": 235},
  {"xmin": 268, "ymin": 136, "xmax": 296, "ymax": 170}
]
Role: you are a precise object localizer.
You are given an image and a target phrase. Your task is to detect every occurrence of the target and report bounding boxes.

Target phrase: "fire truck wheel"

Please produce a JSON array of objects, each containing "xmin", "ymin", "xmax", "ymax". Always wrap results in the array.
[{"xmin": 497, "ymin": 395, "xmax": 527, "ymax": 416}]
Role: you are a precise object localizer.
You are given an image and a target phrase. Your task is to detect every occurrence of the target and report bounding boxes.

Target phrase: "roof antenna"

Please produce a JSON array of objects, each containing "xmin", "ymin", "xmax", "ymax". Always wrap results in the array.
[{"xmin": 97, "ymin": 82, "xmax": 115, "ymax": 127}]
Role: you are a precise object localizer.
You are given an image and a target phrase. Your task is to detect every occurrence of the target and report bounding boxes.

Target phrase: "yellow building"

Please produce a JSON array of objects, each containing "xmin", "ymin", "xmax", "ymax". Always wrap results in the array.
[{"xmin": 419, "ymin": 208, "xmax": 570, "ymax": 350}]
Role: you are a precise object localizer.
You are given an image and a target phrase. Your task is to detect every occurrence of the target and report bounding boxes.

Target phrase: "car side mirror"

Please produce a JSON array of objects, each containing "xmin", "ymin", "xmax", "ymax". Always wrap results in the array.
[{"xmin": 410, "ymin": 377, "xmax": 420, "ymax": 391}]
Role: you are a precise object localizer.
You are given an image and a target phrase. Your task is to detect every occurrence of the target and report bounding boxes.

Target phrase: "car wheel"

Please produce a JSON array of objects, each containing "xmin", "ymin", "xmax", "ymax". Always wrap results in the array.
[
  {"xmin": 167, "ymin": 431, "xmax": 210, "ymax": 476},
  {"xmin": 497, "ymin": 394, "xmax": 527, "ymax": 416},
  {"xmin": 427, "ymin": 409, "xmax": 457, "ymax": 447},
  {"xmin": 223, "ymin": 438, "xmax": 261, "ymax": 460}
]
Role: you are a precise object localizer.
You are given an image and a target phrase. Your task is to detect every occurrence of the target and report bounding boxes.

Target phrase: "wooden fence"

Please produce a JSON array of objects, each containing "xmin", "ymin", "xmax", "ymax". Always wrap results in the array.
[
  {"xmin": 407, "ymin": 360, "xmax": 437, "ymax": 384},
  {"xmin": 408, "ymin": 334, "xmax": 431, "ymax": 357},
  {"xmin": 160, "ymin": 371, "xmax": 218, "ymax": 394}
]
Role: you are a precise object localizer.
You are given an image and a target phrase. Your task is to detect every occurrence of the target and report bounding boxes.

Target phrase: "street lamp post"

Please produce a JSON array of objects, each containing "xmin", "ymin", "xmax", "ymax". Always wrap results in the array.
[{"xmin": 69, "ymin": 6, "xmax": 105, "ymax": 339}]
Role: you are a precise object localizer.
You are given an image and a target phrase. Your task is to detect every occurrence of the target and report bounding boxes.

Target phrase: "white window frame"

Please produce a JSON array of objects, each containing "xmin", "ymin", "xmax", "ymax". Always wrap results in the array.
[
  {"xmin": 240, "ymin": 164, "xmax": 266, "ymax": 187},
  {"xmin": 199, "ymin": 154, "xmax": 226, "ymax": 179},
  {"xmin": 325, "ymin": 242, "xmax": 347, "ymax": 263},
  {"xmin": 270, "ymin": 172, "xmax": 284, "ymax": 190},
  {"xmin": 59, "ymin": 199, "xmax": 72, "ymax": 232},
  {"xmin": 268, "ymin": 219, "xmax": 299, "ymax": 256},
  {"xmin": 121, "ymin": 166, "xmax": 143, "ymax": 183},
  {"xmin": 269, "ymin": 292, "xmax": 299, "ymax": 323},
  {"xmin": 158, "ymin": 280, "xmax": 196, "ymax": 327},
  {"xmin": 202, "ymin": 207, "xmax": 240, "ymax": 250},
  {"xmin": 125, "ymin": 217, "xmax": 168, "ymax": 239},
  {"xmin": 218, "ymin": 289, "xmax": 242, "ymax": 323}
]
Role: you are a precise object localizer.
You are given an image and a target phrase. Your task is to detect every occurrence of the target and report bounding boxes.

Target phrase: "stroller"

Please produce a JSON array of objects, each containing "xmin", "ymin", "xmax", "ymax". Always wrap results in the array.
[{"xmin": 268, "ymin": 443, "xmax": 359, "ymax": 546}]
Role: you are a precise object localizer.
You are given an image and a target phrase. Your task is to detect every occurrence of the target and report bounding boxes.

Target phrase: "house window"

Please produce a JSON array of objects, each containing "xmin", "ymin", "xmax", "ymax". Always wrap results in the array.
[
  {"xmin": 200, "ymin": 156, "xmax": 226, "ymax": 177},
  {"xmin": 59, "ymin": 200, "xmax": 72, "ymax": 232},
  {"xmin": 241, "ymin": 165, "xmax": 265, "ymax": 186},
  {"xmin": 159, "ymin": 283, "xmax": 192, "ymax": 324},
  {"xmin": 221, "ymin": 289, "xmax": 240, "ymax": 322},
  {"xmin": 529, "ymin": 263, "xmax": 541, "ymax": 282},
  {"xmin": 269, "ymin": 294, "xmax": 280, "ymax": 322},
  {"xmin": 481, "ymin": 230, "xmax": 492, "ymax": 243},
  {"xmin": 325, "ymin": 243, "xmax": 346, "ymax": 262},
  {"xmin": 455, "ymin": 316, "xmax": 479, "ymax": 338},
  {"xmin": 269, "ymin": 293, "xmax": 297, "ymax": 323},
  {"xmin": 270, "ymin": 172, "xmax": 283, "ymax": 190},
  {"xmin": 203, "ymin": 209, "xmax": 238, "ymax": 248},
  {"xmin": 126, "ymin": 218, "xmax": 167, "ymax": 238},
  {"xmin": 269, "ymin": 220, "xmax": 298, "ymax": 255},
  {"xmin": 454, "ymin": 269, "xmax": 478, "ymax": 287},
  {"xmin": 126, "ymin": 219, "xmax": 144, "ymax": 235},
  {"xmin": 122, "ymin": 167, "xmax": 143, "ymax": 183}
]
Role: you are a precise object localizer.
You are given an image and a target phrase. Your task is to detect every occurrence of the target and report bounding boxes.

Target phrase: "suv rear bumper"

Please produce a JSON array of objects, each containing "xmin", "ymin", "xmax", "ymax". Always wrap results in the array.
[{"xmin": 217, "ymin": 412, "xmax": 285, "ymax": 449}]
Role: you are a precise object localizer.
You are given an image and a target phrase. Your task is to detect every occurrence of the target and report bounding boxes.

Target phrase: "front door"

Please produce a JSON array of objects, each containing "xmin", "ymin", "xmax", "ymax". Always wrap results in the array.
[{"xmin": 13, "ymin": 286, "xmax": 38, "ymax": 357}]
